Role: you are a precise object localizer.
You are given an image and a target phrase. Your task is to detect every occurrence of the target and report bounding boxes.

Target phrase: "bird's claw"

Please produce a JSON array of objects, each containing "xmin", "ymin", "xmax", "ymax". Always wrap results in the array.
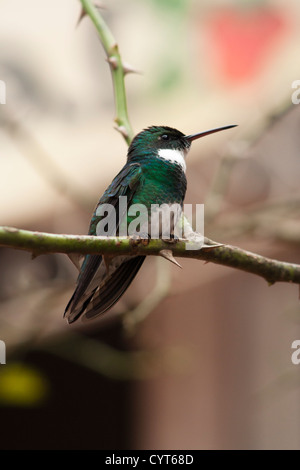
[
  {"xmin": 162, "ymin": 234, "xmax": 179, "ymax": 244},
  {"xmin": 130, "ymin": 232, "xmax": 151, "ymax": 246}
]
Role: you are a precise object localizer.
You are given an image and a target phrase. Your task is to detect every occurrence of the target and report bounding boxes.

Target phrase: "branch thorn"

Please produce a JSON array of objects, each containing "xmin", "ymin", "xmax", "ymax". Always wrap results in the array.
[
  {"xmin": 122, "ymin": 62, "xmax": 142, "ymax": 75},
  {"xmin": 103, "ymin": 255, "xmax": 113, "ymax": 275},
  {"xmin": 76, "ymin": 7, "xmax": 87, "ymax": 28},
  {"xmin": 159, "ymin": 249, "xmax": 182, "ymax": 269},
  {"xmin": 106, "ymin": 56, "xmax": 118, "ymax": 70},
  {"xmin": 115, "ymin": 125, "xmax": 129, "ymax": 138}
]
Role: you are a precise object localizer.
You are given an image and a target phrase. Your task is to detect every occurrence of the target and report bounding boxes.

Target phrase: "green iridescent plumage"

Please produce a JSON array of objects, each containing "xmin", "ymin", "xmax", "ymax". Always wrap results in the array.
[{"xmin": 64, "ymin": 124, "xmax": 236, "ymax": 323}]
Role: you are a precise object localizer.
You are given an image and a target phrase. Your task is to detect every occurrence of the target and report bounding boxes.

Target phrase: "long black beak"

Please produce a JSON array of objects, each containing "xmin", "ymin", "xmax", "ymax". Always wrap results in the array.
[{"xmin": 185, "ymin": 124, "xmax": 237, "ymax": 142}]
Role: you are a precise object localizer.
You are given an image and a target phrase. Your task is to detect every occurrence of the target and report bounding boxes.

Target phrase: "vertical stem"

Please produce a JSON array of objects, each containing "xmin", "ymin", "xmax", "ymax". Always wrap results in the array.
[{"xmin": 79, "ymin": 0, "xmax": 134, "ymax": 144}]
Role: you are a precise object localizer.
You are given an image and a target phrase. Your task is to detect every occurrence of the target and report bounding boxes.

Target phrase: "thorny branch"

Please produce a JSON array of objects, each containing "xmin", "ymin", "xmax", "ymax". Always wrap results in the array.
[
  {"xmin": 79, "ymin": 0, "xmax": 135, "ymax": 144},
  {"xmin": 0, "ymin": 1, "xmax": 299, "ymax": 382},
  {"xmin": 0, "ymin": 226, "xmax": 300, "ymax": 287}
]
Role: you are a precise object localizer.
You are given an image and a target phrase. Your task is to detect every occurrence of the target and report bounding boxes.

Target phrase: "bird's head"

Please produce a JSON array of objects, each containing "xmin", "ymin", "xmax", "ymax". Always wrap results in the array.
[{"xmin": 127, "ymin": 125, "xmax": 237, "ymax": 166}]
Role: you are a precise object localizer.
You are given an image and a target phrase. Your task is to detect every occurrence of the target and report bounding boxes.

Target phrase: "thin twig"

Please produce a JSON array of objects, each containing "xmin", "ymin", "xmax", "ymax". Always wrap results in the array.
[
  {"xmin": 3, "ymin": 111, "xmax": 92, "ymax": 211},
  {"xmin": 41, "ymin": 332, "xmax": 190, "ymax": 380},
  {"xmin": 122, "ymin": 258, "xmax": 172, "ymax": 335},
  {"xmin": 79, "ymin": 0, "xmax": 134, "ymax": 144}
]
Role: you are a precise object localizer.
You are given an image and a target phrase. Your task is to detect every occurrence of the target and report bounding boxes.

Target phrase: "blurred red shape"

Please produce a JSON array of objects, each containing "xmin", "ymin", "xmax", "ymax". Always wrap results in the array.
[{"xmin": 205, "ymin": 6, "xmax": 288, "ymax": 83}]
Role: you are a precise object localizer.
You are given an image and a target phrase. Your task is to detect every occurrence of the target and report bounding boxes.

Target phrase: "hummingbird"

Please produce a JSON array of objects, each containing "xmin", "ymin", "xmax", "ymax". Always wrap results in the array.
[{"xmin": 64, "ymin": 124, "xmax": 236, "ymax": 323}]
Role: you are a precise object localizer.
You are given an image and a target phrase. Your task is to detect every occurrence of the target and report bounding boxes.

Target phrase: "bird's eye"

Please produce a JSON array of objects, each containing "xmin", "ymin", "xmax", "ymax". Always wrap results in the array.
[{"xmin": 161, "ymin": 134, "xmax": 169, "ymax": 140}]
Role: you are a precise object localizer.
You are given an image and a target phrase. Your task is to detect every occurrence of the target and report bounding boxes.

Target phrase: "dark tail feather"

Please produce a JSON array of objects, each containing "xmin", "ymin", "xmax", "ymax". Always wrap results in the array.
[
  {"xmin": 83, "ymin": 256, "xmax": 146, "ymax": 321},
  {"xmin": 65, "ymin": 288, "xmax": 97, "ymax": 324},
  {"xmin": 64, "ymin": 254, "xmax": 102, "ymax": 322}
]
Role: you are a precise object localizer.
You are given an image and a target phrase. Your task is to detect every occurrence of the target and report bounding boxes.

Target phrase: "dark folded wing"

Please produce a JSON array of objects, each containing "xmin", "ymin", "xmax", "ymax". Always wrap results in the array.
[{"xmin": 64, "ymin": 163, "xmax": 145, "ymax": 323}]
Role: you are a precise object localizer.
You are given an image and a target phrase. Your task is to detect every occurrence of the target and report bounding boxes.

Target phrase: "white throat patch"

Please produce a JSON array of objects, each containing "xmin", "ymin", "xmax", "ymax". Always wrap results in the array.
[{"xmin": 158, "ymin": 148, "xmax": 186, "ymax": 172}]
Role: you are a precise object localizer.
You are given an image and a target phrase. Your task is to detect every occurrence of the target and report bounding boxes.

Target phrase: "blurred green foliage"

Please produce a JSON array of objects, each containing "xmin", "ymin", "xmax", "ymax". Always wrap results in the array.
[{"xmin": 145, "ymin": 0, "xmax": 190, "ymax": 14}]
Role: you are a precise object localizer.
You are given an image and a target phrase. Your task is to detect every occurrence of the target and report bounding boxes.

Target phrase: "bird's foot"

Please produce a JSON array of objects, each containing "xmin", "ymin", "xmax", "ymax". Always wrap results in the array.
[
  {"xmin": 130, "ymin": 232, "xmax": 151, "ymax": 247},
  {"xmin": 184, "ymin": 232, "xmax": 224, "ymax": 250},
  {"xmin": 161, "ymin": 233, "xmax": 179, "ymax": 244}
]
